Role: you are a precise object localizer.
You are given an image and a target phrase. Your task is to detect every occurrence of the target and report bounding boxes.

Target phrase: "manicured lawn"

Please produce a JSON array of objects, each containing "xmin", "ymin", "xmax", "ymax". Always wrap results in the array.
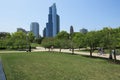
[{"xmin": 0, "ymin": 52, "xmax": 120, "ymax": 80}]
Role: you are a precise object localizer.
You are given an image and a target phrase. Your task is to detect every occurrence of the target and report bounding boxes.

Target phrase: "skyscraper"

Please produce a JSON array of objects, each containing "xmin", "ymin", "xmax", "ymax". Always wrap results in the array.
[
  {"xmin": 30, "ymin": 22, "xmax": 39, "ymax": 38},
  {"xmin": 45, "ymin": 3, "xmax": 60, "ymax": 37},
  {"xmin": 70, "ymin": 26, "xmax": 74, "ymax": 34},
  {"xmin": 43, "ymin": 28, "xmax": 46, "ymax": 37}
]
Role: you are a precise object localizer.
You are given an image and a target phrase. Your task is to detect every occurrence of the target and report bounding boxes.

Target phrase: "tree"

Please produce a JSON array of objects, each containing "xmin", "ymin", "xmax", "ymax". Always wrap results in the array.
[
  {"xmin": 11, "ymin": 31, "xmax": 27, "ymax": 49},
  {"xmin": 55, "ymin": 39, "xmax": 70, "ymax": 52},
  {"xmin": 55, "ymin": 31, "xmax": 70, "ymax": 52},
  {"xmin": 98, "ymin": 27, "xmax": 120, "ymax": 61},
  {"xmin": 72, "ymin": 32, "xmax": 86, "ymax": 49},
  {"xmin": 0, "ymin": 32, "xmax": 11, "ymax": 49},
  {"xmin": 27, "ymin": 31, "xmax": 35, "ymax": 43},
  {"xmin": 84, "ymin": 31, "xmax": 99, "ymax": 57},
  {"xmin": 41, "ymin": 38, "xmax": 55, "ymax": 51},
  {"xmin": 56, "ymin": 31, "xmax": 69, "ymax": 40}
]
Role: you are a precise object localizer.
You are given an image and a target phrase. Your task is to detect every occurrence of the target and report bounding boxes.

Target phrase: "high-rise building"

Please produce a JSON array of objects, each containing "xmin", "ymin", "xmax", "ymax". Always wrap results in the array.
[
  {"xmin": 43, "ymin": 28, "xmax": 46, "ymax": 37},
  {"xmin": 70, "ymin": 26, "xmax": 74, "ymax": 34},
  {"xmin": 17, "ymin": 28, "xmax": 27, "ymax": 34},
  {"xmin": 30, "ymin": 22, "xmax": 39, "ymax": 38},
  {"xmin": 80, "ymin": 28, "xmax": 88, "ymax": 34},
  {"xmin": 45, "ymin": 3, "xmax": 60, "ymax": 37}
]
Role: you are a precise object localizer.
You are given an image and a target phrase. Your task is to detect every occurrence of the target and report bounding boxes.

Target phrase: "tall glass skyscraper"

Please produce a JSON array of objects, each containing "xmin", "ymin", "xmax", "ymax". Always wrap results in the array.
[
  {"xmin": 30, "ymin": 22, "xmax": 39, "ymax": 38},
  {"xmin": 45, "ymin": 3, "xmax": 60, "ymax": 37}
]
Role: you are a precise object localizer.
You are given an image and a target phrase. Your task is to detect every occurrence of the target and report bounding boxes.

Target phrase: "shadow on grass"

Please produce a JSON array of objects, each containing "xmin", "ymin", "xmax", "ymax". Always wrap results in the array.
[
  {"xmin": 81, "ymin": 55, "xmax": 120, "ymax": 65},
  {"xmin": 37, "ymin": 51, "xmax": 120, "ymax": 65}
]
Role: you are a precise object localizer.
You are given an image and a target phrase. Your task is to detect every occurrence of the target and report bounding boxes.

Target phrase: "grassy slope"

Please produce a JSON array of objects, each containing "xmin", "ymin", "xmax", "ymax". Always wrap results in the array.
[{"xmin": 0, "ymin": 52, "xmax": 120, "ymax": 80}]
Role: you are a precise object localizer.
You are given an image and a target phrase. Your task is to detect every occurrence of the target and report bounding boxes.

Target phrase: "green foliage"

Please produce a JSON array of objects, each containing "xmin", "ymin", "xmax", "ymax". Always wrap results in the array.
[
  {"xmin": 41, "ymin": 38, "xmax": 55, "ymax": 48},
  {"xmin": 34, "ymin": 38, "xmax": 43, "ymax": 44},
  {"xmin": 55, "ymin": 31, "xmax": 71, "ymax": 51},
  {"xmin": 0, "ymin": 31, "xmax": 28, "ymax": 50},
  {"xmin": 56, "ymin": 31, "xmax": 69, "ymax": 39},
  {"xmin": 1, "ymin": 52, "xmax": 120, "ymax": 80},
  {"xmin": 31, "ymin": 43, "xmax": 41, "ymax": 48},
  {"xmin": 0, "ymin": 32, "xmax": 10, "ymax": 38},
  {"xmin": 11, "ymin": 31, "xmax": 27, "ymax": 49},
  {"xmin": 27, "ymin": 31, "xmax": 35, "ymax": 43},
  {"xmin": 72, "ymin": 32, "xmax": 85, "ymax": 48},
  {"xmin": 83, "ymin": 31, "xmax": 99, "ymax": 56}
]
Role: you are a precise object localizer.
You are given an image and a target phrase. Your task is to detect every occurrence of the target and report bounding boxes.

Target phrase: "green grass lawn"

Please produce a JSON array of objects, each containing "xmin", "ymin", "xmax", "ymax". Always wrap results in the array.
[{"xmin": 0, "ymin": 52, "xmax": 120, "ymax": 80}]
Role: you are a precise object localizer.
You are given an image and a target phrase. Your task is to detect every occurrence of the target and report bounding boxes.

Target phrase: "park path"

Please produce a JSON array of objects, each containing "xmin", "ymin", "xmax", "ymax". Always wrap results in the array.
[
  {"xmin": 33, "ymin": 47, "xmax": 120, "ymax": 60},
  {"xmin": 0, "ymin": 57, "xmax": 6, "ymax": 80},
  {"xmin": 0, "ymin": 47, "xmax": 120, "ymax": 60}
]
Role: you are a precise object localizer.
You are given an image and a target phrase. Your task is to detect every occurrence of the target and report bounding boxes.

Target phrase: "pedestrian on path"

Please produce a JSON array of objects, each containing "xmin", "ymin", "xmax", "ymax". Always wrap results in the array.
[{"xmin": 98, "ymin": 48, "xmax": 104, "ymax": 55}]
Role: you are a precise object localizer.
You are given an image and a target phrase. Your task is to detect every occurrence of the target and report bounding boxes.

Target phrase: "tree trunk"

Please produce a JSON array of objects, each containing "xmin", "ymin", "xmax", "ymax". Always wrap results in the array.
[
  {"xmin": 90, "ymin": 47, "xmax": 93, "ymax": 57},
  {"xmin": 69, "ymin": 48, "xmax": 71, "ymax": 51},
  {"xmin": 60, "ymin": 48, "xmax": 61, "ymax": 53},
  {"xmin": 72, "ymin": 48, "xmax": 74, "ymax": 55},
  {"xmin": 109, "ymin": 49, "xmax": 113, "ymax": 59},
  {"xmin": 90, "ymin": 50, "xmax": 92, "ymax": 57},
  {"xmin": 113, "ymin": 49, "xmax": 117, "ymax": 62},
  {"xmin": 49, "ymin": 48, "xmax": 50, "ymax": 52}
]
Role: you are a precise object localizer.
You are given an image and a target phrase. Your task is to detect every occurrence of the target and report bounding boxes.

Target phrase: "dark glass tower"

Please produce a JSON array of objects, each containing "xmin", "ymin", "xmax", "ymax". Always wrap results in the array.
[
  {"xmin": 70, "ymin": 26, "xmax": 74, "ymax": 34},
  {"xmin": 45, "ymin": 3, "xmax": 60, "ymax": 37},
  {"xmin": 43, "ymin": 28, "xmax": 46, "ymax": 37}
]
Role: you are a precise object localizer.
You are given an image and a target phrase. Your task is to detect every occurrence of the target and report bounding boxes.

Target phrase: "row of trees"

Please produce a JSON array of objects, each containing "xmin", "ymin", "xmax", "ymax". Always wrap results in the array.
[
  {"xmin": 1, "ymin": 27, "xmax": 120, "ymax": 61},
  {"xmin": 41, "ymin": 27, "xmax": 120, "ymax": 61},
  {"xmin": 0, "ymin": 31, "xmax": 35, "ymax": 50}
]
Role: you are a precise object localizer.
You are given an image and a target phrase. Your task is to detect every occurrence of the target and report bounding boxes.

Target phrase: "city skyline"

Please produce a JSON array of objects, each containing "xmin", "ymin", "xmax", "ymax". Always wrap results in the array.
[{"xmin": 0, "ymin": 0, "xmax": 120, "ymax": 36}]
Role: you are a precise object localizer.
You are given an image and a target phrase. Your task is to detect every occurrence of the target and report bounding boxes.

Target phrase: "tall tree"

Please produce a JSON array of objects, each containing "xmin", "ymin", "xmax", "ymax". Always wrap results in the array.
[
  {"xmin": 55, "ymin": 31, "xmax": 70, "ymax": 52},
  {"xmin": 11, "ymin": 31, "xmax": 27, "ymax": 49},
  {"xmin": 85, "ymin": 31, "xmax": 99, "ymax": 57},
  {"xmin": 41, "ymin": 38, "xmax": 55, "ymax": 51},
  {"xmin": 72, "ymin": 32, "xmax": 85, "ymax": 49}
]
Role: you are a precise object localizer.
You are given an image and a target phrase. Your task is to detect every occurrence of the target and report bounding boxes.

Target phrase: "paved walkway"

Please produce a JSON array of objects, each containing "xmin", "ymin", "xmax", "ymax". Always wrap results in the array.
[
  {"xmin": 0, "ymin": 51, "xmax": 25, "ymax": 53},
  {"xmin": 33, "ymin": 47, "xmax": 120, "ymax": 60}
]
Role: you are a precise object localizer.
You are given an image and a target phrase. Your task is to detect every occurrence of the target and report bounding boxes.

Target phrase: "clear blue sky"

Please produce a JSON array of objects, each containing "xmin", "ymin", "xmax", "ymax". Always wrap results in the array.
[{"xmin": 0, "ymin": 0, "xmax": 120, "ymax": 36}]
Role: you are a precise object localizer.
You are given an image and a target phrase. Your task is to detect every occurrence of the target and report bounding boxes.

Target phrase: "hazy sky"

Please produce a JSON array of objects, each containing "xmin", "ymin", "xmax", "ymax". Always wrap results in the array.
[{"xmin": 0, "ymin": 0, "xmax": 120, "ymax": 36}]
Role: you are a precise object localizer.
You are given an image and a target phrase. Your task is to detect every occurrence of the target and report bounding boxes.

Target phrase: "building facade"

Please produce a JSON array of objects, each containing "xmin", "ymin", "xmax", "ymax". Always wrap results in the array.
[
  {"xmin": 70, "ymin": 26, "xmax": 74, "ymax": 34},
  {"xmin": 80, "ymin": 28, "xmax": 88, "ymax": 34},
  {"xmin": 45, "ymin": 3, "xmax": 60, "ymax": 37},
  {"xmin": 43, "ymin": 28, "xmax": 46, "ymax": 37},
  {"xmin": 17, "ymin": 28, "xmax": 27, "ymax": 34},
  {"xmin": 30, "ymin": 22, "xmax": 39, "ymax": 38}
]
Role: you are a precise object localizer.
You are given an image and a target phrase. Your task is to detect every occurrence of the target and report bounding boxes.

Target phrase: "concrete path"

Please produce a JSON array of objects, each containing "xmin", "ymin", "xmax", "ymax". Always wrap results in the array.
[
  {"xmin": 33, "ymin": 47, "xmax": 120, "ymax": 60},
  {"xmin": 0, "ymin": 51, "xmax": 25, "ymax": 53},
  {"xmin": 0, "ymin": 57, "xmax": 6, "ymax": 80}
]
